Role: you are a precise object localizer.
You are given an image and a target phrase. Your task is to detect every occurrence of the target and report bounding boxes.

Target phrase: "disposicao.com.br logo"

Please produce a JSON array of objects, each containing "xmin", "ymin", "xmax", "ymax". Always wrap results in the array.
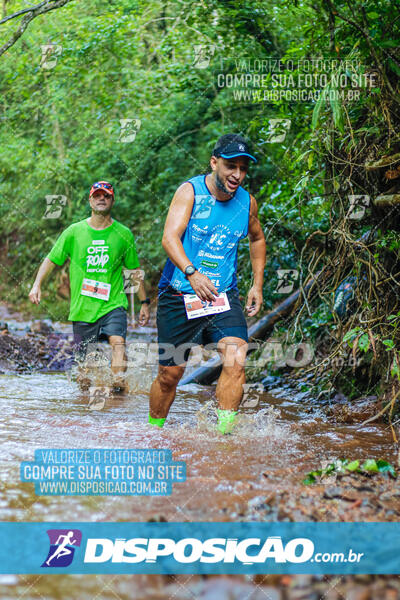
[
  {"xmin": 40, "ymin": 532, "xmax": 365, "ymax": 569},
  {"xmin": 82, "ymin": 536, "xmax": 363, "ymax": 565}
]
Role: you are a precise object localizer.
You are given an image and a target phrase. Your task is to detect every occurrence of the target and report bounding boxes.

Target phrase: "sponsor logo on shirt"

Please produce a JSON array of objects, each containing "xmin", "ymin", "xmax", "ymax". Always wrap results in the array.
[
  {"xmin": 192, "ymin": 195, "xmax": 216, "ymax": 219},
  {"xmin": 86, "ymin": 241, "xmax": 110, "ymax": 273},
  {"xmin": 198, "ymin": 250, "xmax": 225, "ymax": 260},
  {"xmin": 207, "ymin": 225, "xmax": 231, "ymax": 251},
  {"xmin": 200, "ymin": 259, "xmax": 219, "ymax": 269},
  {"xmin": 192, "ymin": 224, "xmax": 209, "ymax": 235}
]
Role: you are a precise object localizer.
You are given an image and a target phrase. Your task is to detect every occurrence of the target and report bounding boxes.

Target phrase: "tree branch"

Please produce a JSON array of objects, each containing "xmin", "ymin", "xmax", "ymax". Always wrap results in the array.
[
  {"xmin": 0, "ymin": 0, "xmax": 74, "ymax": 59},
  {"xmin": 0, "ymin": 0, "xmax": 49, "ymax": 24}
]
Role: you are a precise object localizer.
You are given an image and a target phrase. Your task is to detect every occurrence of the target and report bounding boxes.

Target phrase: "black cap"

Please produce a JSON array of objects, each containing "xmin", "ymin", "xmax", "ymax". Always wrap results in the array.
[{"xmin": 212, "ymin": 133, "xmax": 257, "ymax": 163}]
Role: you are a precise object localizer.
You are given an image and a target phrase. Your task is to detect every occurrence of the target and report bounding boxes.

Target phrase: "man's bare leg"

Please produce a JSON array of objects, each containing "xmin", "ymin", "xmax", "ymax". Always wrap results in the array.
[
  {"xmin": 109, "ymin": 335, "xmax": 127, "ymax": 393},
  {"xmin": 149, "ymin": 365, "xmax": 185, "ymax": 426},
  {"xmin": 215, "ymin": 336, "xmax": 248, "ymax": 433}
]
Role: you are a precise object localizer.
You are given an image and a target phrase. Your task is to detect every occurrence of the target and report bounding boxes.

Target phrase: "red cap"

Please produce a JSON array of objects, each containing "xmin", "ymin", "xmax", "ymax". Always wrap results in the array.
[{"xmin": 89, "ymin": 181, "xmax": 114, "ymax": 197}]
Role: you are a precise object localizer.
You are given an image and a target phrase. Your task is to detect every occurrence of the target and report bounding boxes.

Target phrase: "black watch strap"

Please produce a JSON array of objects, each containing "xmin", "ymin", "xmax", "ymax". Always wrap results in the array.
[
  {"xmin": 184, "ymin": 264, "xmax": 197, "ymax": 277},
  {"xmin": 140, "ymin": 298, "xmax": 150, "ymax": 305}
]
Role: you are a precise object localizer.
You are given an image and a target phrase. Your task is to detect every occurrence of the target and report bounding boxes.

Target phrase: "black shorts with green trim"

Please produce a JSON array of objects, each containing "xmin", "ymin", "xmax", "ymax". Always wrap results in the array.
[{"xmin": 157, "ymin": 286, "xmax": 248, "ymax": 367}]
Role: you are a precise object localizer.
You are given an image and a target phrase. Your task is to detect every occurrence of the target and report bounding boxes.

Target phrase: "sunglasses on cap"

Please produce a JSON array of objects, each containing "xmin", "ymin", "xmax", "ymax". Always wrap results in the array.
[{"xmin": 90, "ymin": 181, "xmax": 114, "ymax": 196}]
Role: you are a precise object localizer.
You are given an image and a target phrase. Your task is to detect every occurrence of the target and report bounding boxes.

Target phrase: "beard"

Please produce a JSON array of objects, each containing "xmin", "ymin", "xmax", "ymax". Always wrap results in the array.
[{"xmin": 215, "ymin": 172, "xmax": 234, "ymax": 197}]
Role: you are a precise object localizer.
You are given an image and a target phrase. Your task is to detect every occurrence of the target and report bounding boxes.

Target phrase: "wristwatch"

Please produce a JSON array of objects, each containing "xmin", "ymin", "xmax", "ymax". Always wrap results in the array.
[
  {"xmin": 184, "ymin": 264, "xmax": 197, "ymax": 278},
  {"xmin": 140, "ymin": 298, "xmax": 150, "ymax": 304}
]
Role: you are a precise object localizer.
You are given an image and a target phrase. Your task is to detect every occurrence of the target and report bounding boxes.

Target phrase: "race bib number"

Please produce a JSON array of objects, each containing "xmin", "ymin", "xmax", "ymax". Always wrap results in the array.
[
  {"xmin": 81, "ymin": 278, "xmax": 111, "ymax": 301},
  {"xmin": 184, "ymin": 292, "xmax": 230, "ymax": 320}
]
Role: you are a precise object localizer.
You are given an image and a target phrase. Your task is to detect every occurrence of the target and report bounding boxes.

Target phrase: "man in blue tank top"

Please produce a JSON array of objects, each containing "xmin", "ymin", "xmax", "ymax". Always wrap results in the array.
[{"xmin": 149, "ymin": 134, "xmax": 266, "ymax": 433}]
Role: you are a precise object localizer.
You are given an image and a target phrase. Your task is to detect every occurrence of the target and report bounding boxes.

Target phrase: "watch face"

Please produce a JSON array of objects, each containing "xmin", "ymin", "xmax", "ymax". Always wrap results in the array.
[{"xmin": 185, "ymin": 266, "xmax": 195, "ymax": 276}]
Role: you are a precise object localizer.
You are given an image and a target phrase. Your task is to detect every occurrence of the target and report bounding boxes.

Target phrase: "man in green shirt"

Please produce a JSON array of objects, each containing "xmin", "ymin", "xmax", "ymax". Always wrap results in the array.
[{"xmin": 29, "ymin": 181, "xmax": 149, "ymax": 392}]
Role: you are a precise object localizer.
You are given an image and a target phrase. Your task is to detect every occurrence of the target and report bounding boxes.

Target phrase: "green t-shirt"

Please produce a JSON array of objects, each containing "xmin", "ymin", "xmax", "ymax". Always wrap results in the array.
[{"xmin": 47, "ymin": 219, "xmax": 140, "ymax": 322}]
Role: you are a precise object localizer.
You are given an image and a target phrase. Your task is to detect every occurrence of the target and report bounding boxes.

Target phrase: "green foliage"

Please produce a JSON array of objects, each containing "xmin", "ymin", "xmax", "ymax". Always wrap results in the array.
[
  {"xmin": 303, "ymin": 457, "xmax": 397, "ymax": 485},
  {"xmin": 0, "ymin": 0, "xmax": 322, "ymax": 314}
]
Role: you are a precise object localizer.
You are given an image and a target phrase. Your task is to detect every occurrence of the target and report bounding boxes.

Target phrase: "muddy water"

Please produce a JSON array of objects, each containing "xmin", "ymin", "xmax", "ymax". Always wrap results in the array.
[
  {"xmin": 0, "ymin": 323, "xmax": 398, "ymax": 598},
  {"xmin": 0, "ymin": 365, "xmax": 396, "ymax": 523}
]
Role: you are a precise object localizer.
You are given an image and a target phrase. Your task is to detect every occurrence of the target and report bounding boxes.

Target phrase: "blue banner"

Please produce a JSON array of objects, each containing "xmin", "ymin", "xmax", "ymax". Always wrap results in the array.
[{"xmin": 0, "ymin": 522, "xmax": 399, "ymax": 574}]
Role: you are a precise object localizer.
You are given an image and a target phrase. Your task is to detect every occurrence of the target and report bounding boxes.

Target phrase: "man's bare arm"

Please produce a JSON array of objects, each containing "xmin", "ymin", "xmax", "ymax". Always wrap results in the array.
[
  {"xmin": 162, "ymin": 182, "xmax": 218, "ymax": 301},
  {"xmin": 246, "ymin": 195, "xmax": 266, "ymax": 316},
  {"xmin": 28, "ymin": 257, "xmax": 56, "ymax": 304},
  {"xmin": 162, "ymin": 182, "xmax": 195, "ymax": 272},
  {"xmin": 129, "ymin": 275, "xmax": 150, "ymax": 327}
]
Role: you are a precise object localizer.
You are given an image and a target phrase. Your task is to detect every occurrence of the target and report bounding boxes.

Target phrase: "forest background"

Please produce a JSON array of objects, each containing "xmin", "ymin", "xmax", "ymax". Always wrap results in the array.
[{"xmin": 1, "ymin": 0, "xmax": 399, "ymax": 404}]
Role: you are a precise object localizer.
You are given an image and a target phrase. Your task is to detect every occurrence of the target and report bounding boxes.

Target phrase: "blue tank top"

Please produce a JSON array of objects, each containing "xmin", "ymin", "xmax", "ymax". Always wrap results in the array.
[{"xmin": 159, "ymin": 174, "xmax": 251, "ymax": 293}]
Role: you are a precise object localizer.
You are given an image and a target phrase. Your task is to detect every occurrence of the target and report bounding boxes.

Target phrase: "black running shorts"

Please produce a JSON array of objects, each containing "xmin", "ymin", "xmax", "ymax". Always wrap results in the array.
[
  {"xmin": 157, "ymin": 286, "xmax": 248, "ymax": 366},
  {"xmin": 72, "ymin": 306, "xmax": 127, "ymax": 362}
]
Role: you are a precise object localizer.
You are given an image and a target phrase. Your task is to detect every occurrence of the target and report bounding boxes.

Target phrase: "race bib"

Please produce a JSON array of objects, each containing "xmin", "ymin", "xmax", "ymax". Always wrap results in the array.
[
  {"xmin": 81, "ymin": 278, "xmax": 111, "ymax": 301},
  {"xmin": 184, "ymin": 292, "xmax": 230, "ymax": 320}
]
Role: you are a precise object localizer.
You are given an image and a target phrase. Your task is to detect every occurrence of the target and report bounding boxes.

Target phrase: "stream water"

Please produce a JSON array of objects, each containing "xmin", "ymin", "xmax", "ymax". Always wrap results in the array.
[
  {"xmin": 1, "ymin": 368, "xmax": 395, "ymax": 522},
  {"xmin": 0, "ymin": 314, "xmax": 397, "ymax": 598}
]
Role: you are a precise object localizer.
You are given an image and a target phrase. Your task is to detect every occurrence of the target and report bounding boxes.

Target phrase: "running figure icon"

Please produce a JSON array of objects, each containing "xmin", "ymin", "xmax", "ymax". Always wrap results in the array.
[{"xmin": 46, "ymin": 531, "xmax": 77, "ymax": 566}]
